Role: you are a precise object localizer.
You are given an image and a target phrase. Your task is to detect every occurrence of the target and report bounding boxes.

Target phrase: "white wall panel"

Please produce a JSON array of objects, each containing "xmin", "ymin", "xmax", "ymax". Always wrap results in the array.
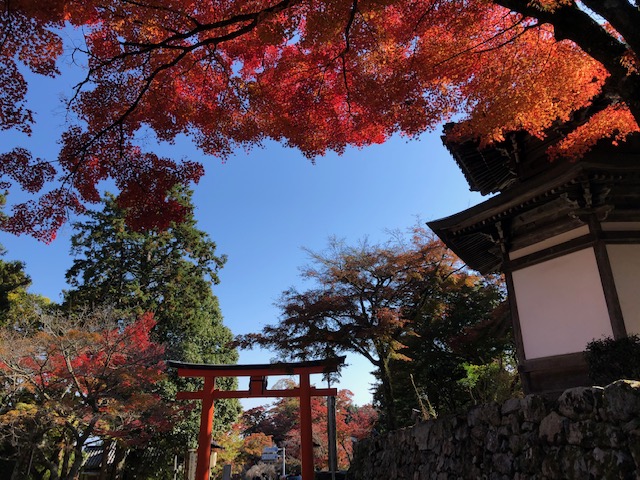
[
  {"xmin": 512, "ymin": 248, "xmax": 612, "ymax": 359},
  {"xmin": 607, "ymin": 244, "xmax": 640, "ymax": 336}
]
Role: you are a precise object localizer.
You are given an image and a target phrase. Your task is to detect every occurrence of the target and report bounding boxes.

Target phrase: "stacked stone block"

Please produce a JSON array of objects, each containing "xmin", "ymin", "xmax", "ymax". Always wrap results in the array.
[{"xmin": 348, "ymin": 380, "xmax": 640, "ymax": 479}]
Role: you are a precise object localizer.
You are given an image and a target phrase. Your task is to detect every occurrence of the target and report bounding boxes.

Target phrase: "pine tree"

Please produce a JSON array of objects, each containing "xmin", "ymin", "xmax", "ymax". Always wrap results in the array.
[{"xmin": 0, "ymin": 195, "xmax": 49, "ymax": 328}]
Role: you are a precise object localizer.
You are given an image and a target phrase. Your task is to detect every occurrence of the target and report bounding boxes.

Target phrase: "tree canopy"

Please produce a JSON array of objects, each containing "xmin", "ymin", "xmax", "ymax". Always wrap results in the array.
[
  {"xmin": 1, "ymin": 0, "xmax": 638, "ymax": 239},
  {"xmin": 236, "ymin": 229, "xmax": 511, "ymax": 429},
  {"xmin": 64, "ymin": 189, "xmax": 233, "ymax": 368},
  {"xmin": 384, "ymin": 275, "xmax": 516, "ymax": 426},
  {"xmin": 0, "ymin": 308, "xmax": 172, "ymax": 480}
]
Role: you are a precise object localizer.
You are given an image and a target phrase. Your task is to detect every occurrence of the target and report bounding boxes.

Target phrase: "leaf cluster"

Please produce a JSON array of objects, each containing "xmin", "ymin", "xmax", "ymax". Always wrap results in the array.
[
  {"xmin": 1, "ymin": 0, "xmax": 640, "ymax": 238},
  {"xmin": 237, "ymin": 231, "xmax": 461, "ymax": 367},
  {"xmin": 0, "ymin": 308, "xmax": 175, "ymax": 480},
  {"xmin": 385, "ymin": 274, "xmax": 518, "ymax": 425}
]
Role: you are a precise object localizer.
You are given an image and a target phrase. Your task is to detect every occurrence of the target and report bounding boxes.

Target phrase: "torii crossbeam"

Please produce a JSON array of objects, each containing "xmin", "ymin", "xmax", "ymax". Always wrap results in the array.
[{"xmin": 168, "ymin": 357, "xmax": 345, "ymax": 480}]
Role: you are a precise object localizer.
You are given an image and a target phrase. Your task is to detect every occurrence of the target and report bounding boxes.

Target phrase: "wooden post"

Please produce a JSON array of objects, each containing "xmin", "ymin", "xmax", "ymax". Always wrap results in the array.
[
  {"xmin": 299, "ymin": 373, "xmax": 314, "ymax": 480},
  {"xmin": 196, "ymin": 376, "xmax": 216, "ymax": 480},
  {"xmin": 327, "ymin": 395, "xmax": 337, "ymax": 479}
]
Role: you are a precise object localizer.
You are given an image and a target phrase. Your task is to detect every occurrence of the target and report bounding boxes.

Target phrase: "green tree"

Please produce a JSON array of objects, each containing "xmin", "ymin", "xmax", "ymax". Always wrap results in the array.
[
  {"xmin": 0, "ymin": 246, "xmax": 50, "ymax": 329},
  {"xmin": 0, "ymin": 256, "xmax": 30, "ymax": 324},
  {"xmin": 0, "ymin": 195, "xmax": 33, "ymax": 326},
  {"xmin": 64, "ymin": 188, "xmax": 240, "ymax": 478},
  {"xmin": 386, "ymin": 276, "xmax": 517, "ymax": 426}
]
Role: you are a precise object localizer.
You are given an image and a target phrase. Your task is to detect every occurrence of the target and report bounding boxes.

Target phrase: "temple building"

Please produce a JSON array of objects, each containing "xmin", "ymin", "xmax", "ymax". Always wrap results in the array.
[{"xmin": 428, "ymin": 126, "xmax": 640, "ymax": 394}]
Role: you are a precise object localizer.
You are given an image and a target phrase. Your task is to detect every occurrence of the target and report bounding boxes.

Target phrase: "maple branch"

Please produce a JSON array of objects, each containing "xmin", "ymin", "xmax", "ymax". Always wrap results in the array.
[
  {"xmin": 337, "ymin": 0, "xmax": 358, "ymax": 116},
  {"xmin": 492, "ymin": 0, "xmax": 640, "ymax": 124},
  {"xmin": 0, "ymin": 3, "xmax": 15, "ymax": 53},
  {"xmin": 430, "ymin": 14, "xmax": 534, "ymax": 70},
  {"xmin": 119, "ymin": 0, "xmax": 203, "ymax": 29},
  {"xmin": 343, "ymin": 0, "xmax": 358, "ymax": 54},
  {"xmin": 64, "ymin": 1, "xmax": 301, "ymax": 190},
  {"xmin": 409, "ymin": 0, "xmax": 438, "ymax": 35},
  {"xmin": 61, "ymin": 51, "xmax": 189, "ymax": 185},
  {"xmin": 471, "ymin": 21, "xmax": 539, "ymax": 56},
  {"xmin": 63, "ymin": 350, "xmax": 92, "ymax": 405},
  {"xmin": 120, "ymin": 0, "xmax": 297, "ymax": 51},
  {"xmin": 357, "ymin": 346, "xmax": 378, "ymax": 366}
]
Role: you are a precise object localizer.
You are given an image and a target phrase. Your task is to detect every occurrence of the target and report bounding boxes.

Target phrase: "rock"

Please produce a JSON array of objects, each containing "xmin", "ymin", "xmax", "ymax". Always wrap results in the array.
[
  {"xmin": 485, "ymin": 427, "xmax": 500, "ymax": 453},
  {"xmin": 468, "ymin": 403, "xmax": 501, "ymax": 427},
  {"xmin": 589, "ymin": 447, "xmax": 636, "ymax": 479},
  {"xmin": 521, "ymin": 394, "xmax": 547, "ymax": 423},
  {"xmin": 492, "ymin": 452, "xmax": 514, "ymax": 475},
  {"xmin": 541, "ymin": 447, "xmax": 563, "ymax": 477},
  {"xmin": 539, "ymin": 411, "xmax": 568, "ymax": 444},
  {"xmin": 603, "ymin": 380, "xmax": 640, "ymax": 422},
  {"xmin": 501, "ymin": 397, "xmax": 522, "ymax": 416},
  {"xmin": 628, "ymin": 429, "xmax": 640, "ymax": 470},
  {"xmin": 413, "ymin": 420, "xmax": 432, "ymax": 451},
  {"xmin": 558, "ymin": 386, "xmax": 603, "ymax": 420}
]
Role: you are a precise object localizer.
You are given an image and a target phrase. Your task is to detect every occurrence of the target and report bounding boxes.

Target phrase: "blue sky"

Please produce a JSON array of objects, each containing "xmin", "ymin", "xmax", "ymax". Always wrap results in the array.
[{"xmin": 0, "ymin": 41, "xmax": 485, "ymax": 407}]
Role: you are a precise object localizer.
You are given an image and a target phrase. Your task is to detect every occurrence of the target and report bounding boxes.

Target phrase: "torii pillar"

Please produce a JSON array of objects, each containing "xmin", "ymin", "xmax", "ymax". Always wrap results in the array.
[{"xmin": 169, "ymin": 357, "xmax": 345, "ymax": 480}]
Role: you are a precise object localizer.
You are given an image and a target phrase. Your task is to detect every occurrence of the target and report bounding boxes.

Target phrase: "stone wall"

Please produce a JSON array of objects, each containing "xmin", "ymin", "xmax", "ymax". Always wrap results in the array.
[{"xmin": 348, "ymin": 380, "xmax": 640, "ymax": 479}]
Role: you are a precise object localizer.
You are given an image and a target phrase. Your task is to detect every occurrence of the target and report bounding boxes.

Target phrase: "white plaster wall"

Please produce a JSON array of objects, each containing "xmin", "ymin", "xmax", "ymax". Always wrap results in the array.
[
  {"xmin": 509, "ymin": 225, "xmax": 590, "ymax": 260},
  {"xmin": 512, "ymin": 248, "xmax": 612, "ymax": 359},
  {"xmin": 607, "ymin": 244, "xmax": 640, "ymax": 336}
]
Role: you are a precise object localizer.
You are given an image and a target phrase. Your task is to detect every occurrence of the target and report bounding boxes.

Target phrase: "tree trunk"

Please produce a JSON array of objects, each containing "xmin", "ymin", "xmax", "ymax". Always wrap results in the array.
[
  {"xmin": 61, "ymin": 446, "xmax": 71, "ymax": 479},
  {"xmin": 98, "ymin": 440, "xmax": 113, "ymax": 480},
  {"xmin": 111, "ymin": 443, "xmax": 128, "ymax": 480},
  {"xmin": 378, "ymin": 355, "xmax": 397, "ymax": 431},
  {"xmin": 9, "ymin": 449, "xmax": 31, "ymax": 480},
  {"xmin": 67, "ymin": 441, "xmax": 88, "ymax": 480}
]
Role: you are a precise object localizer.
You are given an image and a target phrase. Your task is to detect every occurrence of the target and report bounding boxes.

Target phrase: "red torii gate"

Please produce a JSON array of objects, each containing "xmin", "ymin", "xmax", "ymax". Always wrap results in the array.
[{"xmin": 168, "ymin": 357, "xmax": 345, "ymax": 480}]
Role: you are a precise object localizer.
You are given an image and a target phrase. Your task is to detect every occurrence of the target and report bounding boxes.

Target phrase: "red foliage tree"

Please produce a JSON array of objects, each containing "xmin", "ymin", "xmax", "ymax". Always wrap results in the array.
[
  {"xmin": 1, "ymin": 0, "xmax": 639, "ymax": 238},
  {"xmin": 0, "ymin": 308, "xmax": 174, "ymax": 480},
  {"xmin": 280, "ymin": 390, "xmax": 377, "ymax": 470},
  {"xmin": 238, "ymin": 381, "xmax": 377, "ymax": 471}
]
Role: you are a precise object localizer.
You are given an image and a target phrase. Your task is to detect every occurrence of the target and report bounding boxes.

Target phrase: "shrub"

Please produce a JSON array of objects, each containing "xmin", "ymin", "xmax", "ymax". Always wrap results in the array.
[
  {"xmin": 585, "ymin": 335, "xmax": 640, "ymax": 385},
  {"xmin": 457, "ymin": 359, "xmax": 521, "ymax": 405}
]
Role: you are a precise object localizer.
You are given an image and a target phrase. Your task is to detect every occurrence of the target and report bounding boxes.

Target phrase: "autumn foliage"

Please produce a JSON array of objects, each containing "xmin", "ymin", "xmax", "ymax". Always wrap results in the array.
[
  {"xmin": 0, "ymin": 308, "xmax": 174, "ymax": 480},
  {"xmin": 236, "ymin": 228, "xmax": 513, "ymax": 428},
  {"xmin": 236, "ymin": 229, "xmax": 470, "ymax": 429},
  {"xmin": 1, "ymin": 0, "xmax": 639, "ymax": 238},
  {"xmin": 282, "ymin": 391, "xmax": 378, "ymax": 470},
  {"xmin": 232, "ymin": 384, "xmax": 377, "ymax": 472}
]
